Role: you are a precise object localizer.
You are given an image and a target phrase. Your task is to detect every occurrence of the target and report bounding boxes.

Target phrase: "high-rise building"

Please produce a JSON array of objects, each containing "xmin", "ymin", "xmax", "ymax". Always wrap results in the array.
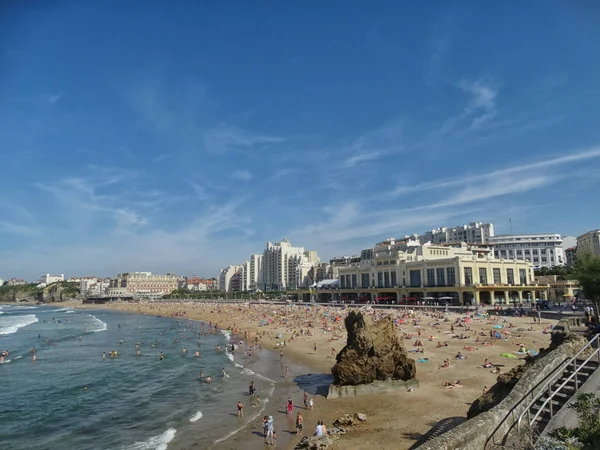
[
  {"xmin": 577, "ymin": 230, "xmax": 600, "ymax": 257},
  {"xmin": 218, "ymin": 265, "xmax": 242, "ymax": 292},
  {"xmin": 417, "ymin": 222, "xmax": 494, "ymax": 245},
  {"xmin": 488, "ymin": 234, "xmax": 565, "ymax": 268},
  {"xmin": 261, "ymin": 239, "xmax": 318, "ymax": 290}
]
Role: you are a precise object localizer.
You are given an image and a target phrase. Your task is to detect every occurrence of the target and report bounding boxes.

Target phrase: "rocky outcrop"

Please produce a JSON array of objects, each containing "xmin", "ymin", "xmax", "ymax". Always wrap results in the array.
[
  {"xmin": 331, "ymin": 311, "xmax": 416, "ymax": 386},
  {"xmin": 333, "ymin": 412, "xmax": 367, "ymax": 427}
]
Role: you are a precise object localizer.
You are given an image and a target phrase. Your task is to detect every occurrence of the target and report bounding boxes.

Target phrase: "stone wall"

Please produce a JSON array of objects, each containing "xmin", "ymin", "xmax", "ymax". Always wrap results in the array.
[
  {"xmin": 417, "ymin": 321, "xmax": 587, "ymax": 450},
  {"xmin": 327, "ymin": 378, "xmax": 419, "ymax": 399}
]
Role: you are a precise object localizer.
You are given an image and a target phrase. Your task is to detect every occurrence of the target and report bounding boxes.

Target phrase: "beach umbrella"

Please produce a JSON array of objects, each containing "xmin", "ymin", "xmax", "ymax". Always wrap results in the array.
[
  {"xmin": 438, "ymin": 296, "xmax": 454, "ymax": 300},
  {"xmin": 423, "ymin": 296, "xmax": 435, "ymax": 300}
]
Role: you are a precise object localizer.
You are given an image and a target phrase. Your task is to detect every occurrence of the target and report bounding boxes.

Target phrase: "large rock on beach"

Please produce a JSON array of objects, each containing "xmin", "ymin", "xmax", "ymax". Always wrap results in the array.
[{"xmin": 331, "ymin": 311, "xmax": 416, "ymax": 386}]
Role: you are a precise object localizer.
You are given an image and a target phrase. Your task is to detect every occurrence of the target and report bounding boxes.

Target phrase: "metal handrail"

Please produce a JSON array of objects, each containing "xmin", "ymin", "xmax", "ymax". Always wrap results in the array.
[{"xmin": 516, "ymin": 333, "xmax": 600, "ymax": 432}]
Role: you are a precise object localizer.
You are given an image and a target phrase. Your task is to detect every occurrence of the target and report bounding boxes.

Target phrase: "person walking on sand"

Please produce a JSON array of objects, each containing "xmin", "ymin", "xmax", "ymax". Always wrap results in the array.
[
  {"xmin": 266, "ymin": 416, "xmax": 274, "ymax": 445},
  {"xmin": 284, "ymin": 365, "xmax": 290, "ymax": 378},
  {"xmin": 237, "ymin": 401, "xmax": 243, "ymax": 417},
  {"xmin": 296, "ymin": 412, "xmax": 304, "ymax": 435},
  {"xmin": 263, "ymin": 415, "xmax": 269, "ymax": 441},
  {"xmin": 287, "ymin": 397, "xmax": 293, "ymax": 415},
  {"xmin": 309, "ymin": 398, "xmax": 314, "ymax": 411},
  {"xmin": 303, "ymin": 391, "xmax": 309, "ymax": 409}
]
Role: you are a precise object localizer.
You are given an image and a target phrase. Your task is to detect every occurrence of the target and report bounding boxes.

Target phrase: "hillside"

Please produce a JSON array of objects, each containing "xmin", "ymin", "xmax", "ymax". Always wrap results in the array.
[{"xmin": 0, "ymin": 281, "xmax": 80, "ymax": 303}]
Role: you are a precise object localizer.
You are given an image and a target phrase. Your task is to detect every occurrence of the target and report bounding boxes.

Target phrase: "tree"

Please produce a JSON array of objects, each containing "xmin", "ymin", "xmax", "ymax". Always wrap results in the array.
[{"xmin": 574, "ymin": 253, "xmax": 600, "ymax": 322}]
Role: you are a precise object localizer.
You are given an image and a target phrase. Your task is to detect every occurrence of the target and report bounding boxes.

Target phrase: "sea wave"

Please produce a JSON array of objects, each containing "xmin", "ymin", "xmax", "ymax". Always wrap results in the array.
[
  {"xmin": 87, "ymin": 315, "xmax": 108, "ymax": 333},
  {"xmin": 0, "ymin": 314, "xmax": 39, "ymax": 335},
  {"xmin": 126, "ymin": 428, "xmax": 177, "ymax": 450},
  {"xmin": 220, "ymin": 329, "xmax": 231, "ymax": 340},
  {"xmin": 189, "ymin": 411, "xmax": 203, "ymax": 422},
  {"xmin": 65, "ymin": 311, "xmax": 75, "ymax": 314},
  {"xmin": 241, "ymin": 367, "xmax": 276, "ymax": 384},
  {"xmin": 54, "ymin": 308, "xmax": 71, "ymax": 312},
  {"xmin": 12, "ymin": 306, "xmax": 37, "ymax": 310},
  {"xmin": 226, "ymin": 352, "xmax": 234, "ymax": 362}
]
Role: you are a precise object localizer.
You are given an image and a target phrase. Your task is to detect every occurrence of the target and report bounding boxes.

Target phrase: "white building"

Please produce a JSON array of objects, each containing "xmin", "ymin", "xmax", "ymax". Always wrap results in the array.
[
  {"xmin": 111, "ymin": 272, "xmax": 179, "ymax": 296},
  {"xmin": 241, "ymin": 254, "xmax": 263, "ymax": 291},
  {"xmin": 417, "ymin": 222, "xmax": 494, "ymax": 245},
  {"xmin": 261, "ymin": 239, "xmax": 319, "ymax": 290},
  {"xmin": 218, "ymin": 265, "xmax": 242, "ymax": 292},
  {"xmin": 41, "ymin": 274, "xmax": 65, "ymax": 285},
  {"xmin": 577, "ymin": 229, "xmax": 600, "ymax": 257},
  {"xmin": 488, "ymin": 234, "xmax": 565, "ymax": 268}
]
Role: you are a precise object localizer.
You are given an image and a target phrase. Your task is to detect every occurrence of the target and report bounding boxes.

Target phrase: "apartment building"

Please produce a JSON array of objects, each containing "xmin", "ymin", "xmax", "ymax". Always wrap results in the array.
[
  {"xmin": 261, "ymin": 239, "xmax": 319, "ymax": 290},
  {"xmin": 487, "ymin": 233, "xmax": 565, "ymax": 268},
  {"xmin": 577, "ymin": 229, "xmax": 600, "ymax": 257},
  {"xmin": 218, "ymin": 265, "xmax": 242, "ymax": 292},
  {"xmin": 417, "ymin": 222, "xmax": 494, "ymax": 245}
]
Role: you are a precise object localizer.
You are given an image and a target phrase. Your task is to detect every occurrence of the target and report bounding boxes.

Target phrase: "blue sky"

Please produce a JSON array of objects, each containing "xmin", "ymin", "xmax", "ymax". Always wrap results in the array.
[{"xmin": 2, "ymin": 1, "xmax": 600, "ymax": 280}]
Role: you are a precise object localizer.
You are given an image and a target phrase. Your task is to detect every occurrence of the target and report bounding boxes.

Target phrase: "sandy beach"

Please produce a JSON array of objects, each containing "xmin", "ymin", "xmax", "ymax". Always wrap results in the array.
[{"xmin": 63, "ymin": 300, "xmax": 557, "ymax": 450}]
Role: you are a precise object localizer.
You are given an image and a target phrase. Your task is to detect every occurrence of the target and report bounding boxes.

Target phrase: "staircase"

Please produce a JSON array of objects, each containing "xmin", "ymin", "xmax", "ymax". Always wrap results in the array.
[{"xmin": 517, "ymin": 334, "xmax": 600, "ymax": 440}]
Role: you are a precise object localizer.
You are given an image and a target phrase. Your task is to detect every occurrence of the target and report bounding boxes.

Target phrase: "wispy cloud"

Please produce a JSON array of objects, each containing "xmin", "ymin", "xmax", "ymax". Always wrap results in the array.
[
  {"xmin": 344, "ymin": 151, "xmax": 384, "ymax": 168},
  {"xmin": 189, "ymin": 181, "xmax": 211, "ymax": 201},
  {"xmin": 231, "ymin": 169, "xmax": 254, "ymax": 181},
  {"xmin": 0, "ymin": 221, "xmax": 40, "ymax": 236},
  {"xmin": 46, "ymin": 93, "xmax": 66, "ymax": 104},
  {"xmin": 439, "ymin": 80, "xmax": 499, "ymax": 135},
  {"xmin": 204, "ymin": 124, "xmax": 284, "ymax": 155},
  {"xmin": 388, "ymin": 146, "xmax": 600, "ymax": 197},
  {"xmin": 426, "ymin": 15, "xmax": 458, "ymax": 84}
]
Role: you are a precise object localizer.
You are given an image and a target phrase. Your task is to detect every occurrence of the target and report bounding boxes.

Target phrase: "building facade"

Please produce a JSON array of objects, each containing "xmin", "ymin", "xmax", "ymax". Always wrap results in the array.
[
  {"xmin": 41, "ymin": 274, "xmax": 65, "ymax": 285},
  {"xmin": 111, "ymin": 272, "xmax": 178, "ymax": 296},
  {"xmin": 487, "ymin": 234, "xmax": 565, "ymax": 268},
  {"xmin": 335, "ymin": 240, "xmax": 538, "ymax": 305},
  {"xmin": 577, "ymin": 230, "xmax": 600, "ymax": 257},
  {"xmin": 185, "ymin": 276, "xmax": 216, "ymax": 291},
  {"xmin": 261, "ymin": 239, "xmax": 319, "ymax": 290},
  {"xmin": 417, "ymin": 222, "xmax": 494, "ymax": 245},
  {"xmin": 218, "ymin": 265, "xmax": 242, "ymax": 292}
]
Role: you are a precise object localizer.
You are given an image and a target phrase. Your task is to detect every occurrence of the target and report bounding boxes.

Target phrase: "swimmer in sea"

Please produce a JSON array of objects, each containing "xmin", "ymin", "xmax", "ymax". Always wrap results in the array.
[
  {"xmin": 102, "ymin": 352, "xmax": 106, "ymax": 359},
  {"xmin": 206, "ymin": 376, "xmax": 212, "ymax": 384},
  {"xmin": 160, "ymin": 352, "xmax": 164, "ymax": 360},
  {"xmin": 137, "ymin": 350, "xmax": 141, "ymax": 356},
  {"xmin": 217, "ymin": 345, "xmax": 222, "ymax": 352},
  {"xmin": 222, "ymin": 368, "xmax": 227, "ymax": 376}
]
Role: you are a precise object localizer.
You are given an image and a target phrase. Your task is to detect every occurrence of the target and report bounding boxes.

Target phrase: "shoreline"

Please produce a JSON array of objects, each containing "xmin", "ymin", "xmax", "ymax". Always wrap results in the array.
[{"xmin": 61, "ymin": 299, "xmax": 559, "ymax": 450}]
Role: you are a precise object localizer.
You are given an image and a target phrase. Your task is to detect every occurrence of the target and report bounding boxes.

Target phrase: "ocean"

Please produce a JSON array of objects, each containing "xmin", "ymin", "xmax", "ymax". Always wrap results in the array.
[{"xmin": 0, "ymin": 304, "xmax": 316, "ymax": 450}]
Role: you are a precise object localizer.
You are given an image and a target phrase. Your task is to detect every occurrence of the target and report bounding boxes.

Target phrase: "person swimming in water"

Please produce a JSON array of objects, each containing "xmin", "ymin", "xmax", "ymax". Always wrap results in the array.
[
  {"xmin": 160, "ymin": 352, "xmax": 165, "ymax": 360},
  {"xmin": 222, "ymin": 367, "xmax": 227, "ymax": 376}
]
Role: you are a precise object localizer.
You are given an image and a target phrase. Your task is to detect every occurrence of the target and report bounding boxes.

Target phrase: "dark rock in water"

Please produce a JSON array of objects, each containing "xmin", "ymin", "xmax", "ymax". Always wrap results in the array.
[
  {"xmin": 294, "ymin": 434, "xmax": 338, "ymax": 450},
  {"xmin": 331, "ymin": 311, "xmax": 416, "ymax": 386}
]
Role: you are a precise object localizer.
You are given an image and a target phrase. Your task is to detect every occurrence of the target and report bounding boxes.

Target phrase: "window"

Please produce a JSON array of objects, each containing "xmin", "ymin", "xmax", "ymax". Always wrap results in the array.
[
  {"xmin": 340, "ymin": 276, "xmax": 346, "ymax": 289},
  {"xmin": 409, "ymin": 270, "xmax": 421, "ymax": 287},
  {"xmin": 519, "ymin": 269, "xmax": 527, "ymax": 285},
  {"xmin": 384, "ymin": 272, "xmax": 390, "ymax": 288},
  {"xmin": 447, "ymin": 267, "xmax": 456, "ymax": 286},
  {"xmin": 351, "ymin": 274, "xmax": 357, "ymax": 288},
  {"xmin": 507, "ymin": 269, "xmax": 514, "ymax": 285},
  {"xmin": 391, "ymin": 271, "xmax": 397, "ymax": 287},
  {"xmin": 436, "ymin": 268, "xmax": 445, "ymax": 286},
  {"xmin": 464, "ymin": 267, "xmax": 473, "ymax": 286},
  {"xmin": 361, "ymin": 273, "xmax": 369, "ymax": 288},
  {"xmin": 493, "ymin": 268, "xmax": 501, "ymax": 284},
  {"xmin": 427, "ymin": 269, "xmax": 435, "ymax": 286},
  {"xmin": 479, "ymin": 268, "xmax": 488, "ymax": 285},
  {"xmin": 377, "ymin": 272, "xmax": 383, "ymax": 288}
]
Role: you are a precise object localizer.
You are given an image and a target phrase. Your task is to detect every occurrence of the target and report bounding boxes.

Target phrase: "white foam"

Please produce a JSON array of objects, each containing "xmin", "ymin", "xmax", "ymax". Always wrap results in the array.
[
  {"xmin": 241, "ymin": 367, "xmax": 276, "ymax": 384},
  {"xmin": 88, "ymin": 314, "xmax": 107, "ymax": 333},
  {"xmin": 65, "ymin": 311, "xmax": 75, "ymax": 314},
  {"xmin": 220, "ymin": 329, "xmax": 231, "ymax": 340},
  {"xmin": 0, "ymin": 312, "xmax": 4, "ymax": 315},
  {"xmin": 54, "ymin": 308, "xmax": 71, "ymax": 312},
  {"xmin": 189, "ymin": 411, "xmax": 203, "ymax": 422},
  {"xmin": 14, "ymin": 355, "xmax": 22, "ymax": 360},
  {"xmin": 0, "ymin": 359, "xmax": 11, "ymax": 364},
  {"xmin": 13, "ymin": 306, "xmax": 37, "ymax": 309},
  {"xmin": 226, "ymin": 352, "xmax": 234, "ymax": 362},
  {"xmin": 126, "ymin": 428, "xmax": 177, "ymax": 450},
  {"xmin": 234, "ymin": 363, "xmax": 243, "ymax": 368},
  {"xmin": 0, "ymin": 314, "xmax": 39, "ymax": 335}
]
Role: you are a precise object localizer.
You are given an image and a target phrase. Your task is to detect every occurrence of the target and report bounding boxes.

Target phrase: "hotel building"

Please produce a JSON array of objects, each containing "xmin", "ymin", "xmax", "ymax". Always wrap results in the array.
[
  {"xmin": 112, "ymin": 272, "xmax": 178, "ymax": 296},
  {"xmin": 487, "ymin": 233, "xmax": 565, "ymax": 268}
]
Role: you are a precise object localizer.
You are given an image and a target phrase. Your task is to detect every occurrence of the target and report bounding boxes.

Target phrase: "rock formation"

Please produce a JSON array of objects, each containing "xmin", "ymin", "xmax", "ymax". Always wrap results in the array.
[{"xmin": 331, "ymin": 311, "xmax": 416, "ymax": 386}]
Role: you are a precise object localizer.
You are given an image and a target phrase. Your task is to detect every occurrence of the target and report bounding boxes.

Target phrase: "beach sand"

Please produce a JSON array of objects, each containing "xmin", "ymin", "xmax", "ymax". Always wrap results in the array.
[{"xmin": 64, "ymin": 300, "xmax": 557, "ymax": 450}]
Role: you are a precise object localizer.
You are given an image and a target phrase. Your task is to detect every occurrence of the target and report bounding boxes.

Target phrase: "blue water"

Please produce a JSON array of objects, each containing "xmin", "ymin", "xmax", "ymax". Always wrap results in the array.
[{"xmin": 0, "ymin": 304, "xmax": 280, "ymax": 450}]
